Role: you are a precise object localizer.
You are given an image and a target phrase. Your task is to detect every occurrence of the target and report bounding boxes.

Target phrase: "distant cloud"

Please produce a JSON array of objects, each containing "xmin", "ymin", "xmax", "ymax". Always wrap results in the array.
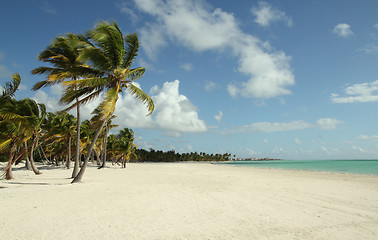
[
  {"xmin": 331, "ymin": 80, "xmax": 378, "ymax": 103},
  {"xmin": 41, "ymin": 1, "xmax": 57, "ymax": 15},
  {"xmin": 316, "ymin": 118, "xmax": 343, "ymax": 130},
  {"xmin": 179, "ymin": 63, "xmax": 193, "ymax": 71},
  {"xmin": 228, "ymin": 118, "xmax": 342, "ymax": 134},
  {"xmin": 294, "ymin": 138, "xmax": 302, "ymax": 144},
  {"xmin": 356, "ymin": 135, "xmax": 378, "ymax": 140},
  {"xmin": 214, "ymin": 111, "xmax": 223, "ymax": 123},
  {"xmin": 374, "ymin": 23, "xmax": 378, "ymax": 29},
  {"xmin": 131, "ymin": 0, "xmax": 295, "ymax": 99},
  {"xmin": 332, "ymin": 23, "xmax": 353, "ymax": 38},
  {"xmin": 118, "ymin": 2, "xmax": 139, "ymax": 23},
  {"xmin": 204, "ymin": 81, "xmax": 218, "ymax": 91},
  {"xmin": 251, "ymin": 1, "xmax": 293, "ymax": 27},
  {"xmin": 358, "ymin": 44, "xmax": 378, "ymax": 55}
]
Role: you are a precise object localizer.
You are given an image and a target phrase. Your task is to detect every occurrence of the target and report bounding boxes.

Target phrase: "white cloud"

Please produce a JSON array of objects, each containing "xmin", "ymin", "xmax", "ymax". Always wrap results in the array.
[
  {"xmin": 374, "ymin": 23, "xmax": 378, "ymax": 29},
  {"xmin": 214, "ymin": 111, "xmax": 223, "ymax": 123},
  {"xmin": 140, "ymin": 23, "xmax": 168, "ymax": 60},
  {"xmin": 358, "ymin": 44, "xmax": 378, "ymax": 55},
  {"xmin": 294, "ymin": 138, "xmax": 302, "ymax": 144},
  {"xmin": 352, "ymin": 145, "xmax": 367, "ymax": 153},
  {"xmin": 118, "ymin": 2, "xmax": 139, "ymax": 23},
  {"xmin": 204, "ymin": 81, "xmax": 218, "ymax": 91},
  {"xmin": 316, "ymin": 118, "xmax": 343, "ymax": 130},
  {"xmin": 273, "ymin": 146, "xmax": 284, "ymax": 154},
  {"xmin": 151, "ymin": 80, "xmax": 207, "ymax": 134},
  {"xmin": 356, "ymin": 135, "xmax": 378, "ymax": 140},
  {"xmin": 230, "ymin": 118, "xmax": 342, "ymax": 134},
  {"xmin": 320, "ymin": 146, "xmax": 340, "ymax": 155},
  {"xmin": 331, "ymin": 80, "xmax": 378, "ymax": 103},
  {"xmin": 131, "ymin": 0, "xmax": 295, "ymax": 99},
  {"xmin": 251, "ymin": 1, "xmax": 293, "ymax": 27},
  {"xmin": 179, "ymin": 63, "xmax": 193, "ymax": 71},
  {"xmin": 332, "ymin": 23, "xmax": 354, "ymax": 38},
  {"xmin": 233, "ymin": 120, "xmax": 313, "ymax": 133}
]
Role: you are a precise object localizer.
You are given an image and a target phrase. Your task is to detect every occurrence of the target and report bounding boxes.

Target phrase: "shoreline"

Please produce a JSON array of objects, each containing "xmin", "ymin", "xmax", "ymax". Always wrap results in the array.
[{"xmin": 1, "ymin": 162, "xmax": 378, "ymax": 239}]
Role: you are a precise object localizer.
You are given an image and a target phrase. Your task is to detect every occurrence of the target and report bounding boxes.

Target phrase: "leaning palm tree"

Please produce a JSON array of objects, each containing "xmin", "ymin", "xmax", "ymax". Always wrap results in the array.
[
  {"xmin": 32, "ymin": 33, "xmax": 97, "ymax": 178},
  {"xmin": 0, "ymin": 98, "xmax": 45, "ymax": 178},
  {"xmin": 90, "ymin": 106, "xmax": 118, "ymax": 169},
  {"xmin": 62, "ymin": 21, "xmax": 154, "ymax": 183}
]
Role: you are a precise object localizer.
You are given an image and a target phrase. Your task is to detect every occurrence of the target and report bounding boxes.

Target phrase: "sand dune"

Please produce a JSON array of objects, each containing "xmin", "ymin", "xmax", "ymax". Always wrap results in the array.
[{"xmin": 1, "ymin": 162, "xmax": 377, "ymax": 239}]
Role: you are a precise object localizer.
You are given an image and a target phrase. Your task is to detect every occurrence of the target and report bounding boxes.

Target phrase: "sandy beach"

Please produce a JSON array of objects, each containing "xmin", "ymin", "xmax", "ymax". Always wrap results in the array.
[{"xmin": 1, "ymin": 162, "xmax": 377, "ymax": 240}]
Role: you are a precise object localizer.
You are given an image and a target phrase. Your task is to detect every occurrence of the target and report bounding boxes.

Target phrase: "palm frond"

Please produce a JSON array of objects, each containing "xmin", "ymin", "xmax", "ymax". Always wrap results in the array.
[
  {"xmin": 126, "ymin": 67, "xmax": 145, "ymax": 82},
  {"xmin": 0, "ymin": 73, "xmax": 21, "ymax": 100},
  {"xmin": 60, "ymin": 88, "xmax": 103, "ymax": 111},
  {"xmin": 127, "ymin": 84, "xmax": 154, "ymax": 116},
  {"xmin": 87, "ymin": 21, "xmax": 124, "ymax": 69},
  {"xmin": 124, "ymin": 32, "xmax": 140, "ymax": 68}
]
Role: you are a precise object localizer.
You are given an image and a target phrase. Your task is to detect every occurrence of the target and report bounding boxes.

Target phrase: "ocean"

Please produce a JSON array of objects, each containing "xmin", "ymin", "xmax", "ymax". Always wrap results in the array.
[{"xmin": 221, "ymin": 159, "xmax": 378, "ymax": 175}]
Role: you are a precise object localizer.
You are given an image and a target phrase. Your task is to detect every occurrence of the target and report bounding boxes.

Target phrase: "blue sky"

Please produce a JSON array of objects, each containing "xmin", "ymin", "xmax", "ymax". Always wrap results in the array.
[{"xmin": 1, "ymin": 0, "xmax": 378, "ymax": 159}]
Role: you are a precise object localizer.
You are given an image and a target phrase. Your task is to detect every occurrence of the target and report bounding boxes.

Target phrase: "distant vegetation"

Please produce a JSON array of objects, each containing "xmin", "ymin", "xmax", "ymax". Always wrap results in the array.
[{"xmin": 135, "ymin": 149, "xmax": 231, "ymax": 162}]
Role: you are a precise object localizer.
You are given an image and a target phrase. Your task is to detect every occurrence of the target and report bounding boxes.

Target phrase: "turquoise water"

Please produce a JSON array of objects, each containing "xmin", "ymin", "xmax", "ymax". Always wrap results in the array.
[{"xmin": 222, "ymin": 160, "xmax": 378, "ymax": 175}]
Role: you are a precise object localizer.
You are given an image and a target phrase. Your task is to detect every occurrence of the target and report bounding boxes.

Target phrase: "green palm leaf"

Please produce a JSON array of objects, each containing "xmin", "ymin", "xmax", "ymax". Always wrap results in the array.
[{"xmin": 127, "ymin": 84, "xmax": 154, "ymax": 116}]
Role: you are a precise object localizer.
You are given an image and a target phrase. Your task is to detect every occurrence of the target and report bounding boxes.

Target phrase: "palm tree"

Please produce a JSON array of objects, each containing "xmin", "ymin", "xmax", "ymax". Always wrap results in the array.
[
  {"xmin": 32, "ymin": 33, "xmax": 97, "ymax": 178},
  {"xmin": 20, "ymin": 98, "xmax": 47, "ymax": 175},
  {"xmin": 60, "ymin": 21, "xmax": 154, "ymax": 183},
  {"xmin": 117, "ymin": 128, "xmax": 137, "ymax": 168},
  {"xmin": 0, "ymin": 73, "xmax": 21, "ymax": 103},
  {"xmin": 90, "ymin": 107, "xmax": 118, "ymax": 169},
  {"xmin": 43, "ymin": 112, "xmax": 76, "ymax": 169},
  {"xmin": 0, "ymin": 98, "xmax": 45, "ymax": 178}
]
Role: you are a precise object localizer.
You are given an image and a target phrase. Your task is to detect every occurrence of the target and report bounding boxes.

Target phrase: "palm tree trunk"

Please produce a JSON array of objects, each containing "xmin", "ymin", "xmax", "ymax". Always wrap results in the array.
[
  {"xmin": 24, "ymin": 142, "xmax": 32, "ymax": 171},
  {"xmin": 4, "ymin": 143, "xmax": 16, "ymax": 180},
  {"xmin": 71, "ymin": 117, "xmax": 108, "ymax": 183},
  {"xmin": 100, "ymin": 125, "xmax": 109, "ymax": 168},
  {"xmin": 39, "ymin": 145, "xmax": 51, "ymax": 164},
  {"xmin": 66, "ymin": 136, "xmax": 71, "ymax": 169},
  {"xmin": 94, "ymin": 150, "xmax": 101, "ymax": 165},
  {"xmin": 4, "ymin": 144, "xmax": 27, "ymax": 180},
  {"xmin": 72, "ymin": 99, "xmax": 80, "ymax": 178},
  {"xmin": 30, "ymin": 138, "xmax": 41, "ymax": 175}
]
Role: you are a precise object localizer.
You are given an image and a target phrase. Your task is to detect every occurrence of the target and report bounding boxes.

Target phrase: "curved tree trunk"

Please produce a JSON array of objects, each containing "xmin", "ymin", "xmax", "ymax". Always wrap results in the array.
[
  {"xmin": 99, "ymin": 125, "xmax": 109, "ymax": 169},
  {"xmin": 66, "ymin": 136, "xmax": 71, "ymax": 169},
  {"xmin": 24, "ymin": 142, "xmax": 32, "ymax": 171},
  {"xmin": 4, "ymin": 144, "xmax": 27, "ymax": 180},
  {"xmin": 29, "ymin": 138, "xmax": 41, "ymax": 175},
  {"xmin": 4, "ymin": 144, "xmax": 16, "ymax": 180},
  {"xmin": 71, "ymin": 117, "xmax": 108, "ymax": 183},
  {"xmin": 72, "ymin": 99, "xmax": 80, "ymax": 178}
]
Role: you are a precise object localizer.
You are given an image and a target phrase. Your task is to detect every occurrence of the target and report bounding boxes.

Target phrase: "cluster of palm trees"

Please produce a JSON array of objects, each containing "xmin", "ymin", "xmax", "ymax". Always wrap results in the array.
[{"xmin": 0, "ymin": 20, "xmax": 154, "ymax": 183}]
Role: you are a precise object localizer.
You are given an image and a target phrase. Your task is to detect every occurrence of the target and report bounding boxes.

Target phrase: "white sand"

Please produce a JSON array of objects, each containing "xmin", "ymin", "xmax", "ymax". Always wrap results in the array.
[{"xmin": 1, "ymin": 162, "xmax": 377, "ymax": 240}]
